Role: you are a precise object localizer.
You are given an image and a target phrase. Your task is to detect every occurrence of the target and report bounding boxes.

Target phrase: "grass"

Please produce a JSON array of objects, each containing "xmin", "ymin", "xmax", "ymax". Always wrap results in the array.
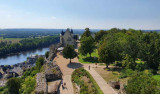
[
  {"xmin": 72, "ymin": 68, "xmax": 104, "ymax": 94},
  {"xmin": 78, "ymin": 49, "xmax": 99, "ymax": 64},
  {"xmin": 0, "ymin": 38, "xmax": 24, "ymax": 43},
  {"xmin": 153, "ymin": 75, "xmax": 160, "ymax": 81},
  {"xmin": 94, "ymin": 67, "xmax": 129, "ymax": 85}
]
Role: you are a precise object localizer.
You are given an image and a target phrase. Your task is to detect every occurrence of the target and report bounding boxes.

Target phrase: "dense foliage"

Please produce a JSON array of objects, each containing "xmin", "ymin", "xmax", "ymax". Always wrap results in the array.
[
  {"xmin": 20, "ymin": 76, "xmax": 36, "ymax": 94},
  {"xmin": 98, "ymin": 28, "xmax": 160, "ymax": 70},
  {"xmin": 62, "ymin": 45, "xmax": 77, "ymax": 63},
  {"xmin": 79, "ymin": 28, "xmax": 96, "ymax": 57},
  {"xmin": 36, "ymin": 57, "xmax": 44, "ymax": 72},
  {"xmin": 125, "ymin": 72, "xmax": 160, "ymax": 94},
  {"xmin": 72, "ymin": 68, "xmax": 103, "ymax": 94},
  {"xmin": 6, "ymin": 78, "xmax": 22, "ymax": 94},
  {"xmin": 0, "ymin": 36, "xmax": 59, "ymax": 57}
]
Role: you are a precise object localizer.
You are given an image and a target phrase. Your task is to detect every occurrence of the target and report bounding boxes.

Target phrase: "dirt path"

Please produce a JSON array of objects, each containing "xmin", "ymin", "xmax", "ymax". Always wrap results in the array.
[{"xmin": 54, "ymin": 52, "xmax": 83, "ymax": 94}]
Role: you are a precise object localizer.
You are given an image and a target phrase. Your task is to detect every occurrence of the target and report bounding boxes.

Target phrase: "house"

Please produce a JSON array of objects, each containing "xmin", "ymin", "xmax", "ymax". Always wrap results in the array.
[{"xmin": 60, "ymin": 28, "xmax": 78, "ymax": 47}]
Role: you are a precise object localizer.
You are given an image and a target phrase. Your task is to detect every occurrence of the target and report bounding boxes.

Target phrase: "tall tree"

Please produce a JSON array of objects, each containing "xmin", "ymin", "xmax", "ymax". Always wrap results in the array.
[
  {"xmin": 63, "ymin": 45, "xmax": 77, "ymax": 63},
  {"xmin": 79, "ymin": 36, "xmax": 95, "ymax": 57},
  {"xmin": 80, "ymin": 28, "xmax": 91, "ymax": 40}
]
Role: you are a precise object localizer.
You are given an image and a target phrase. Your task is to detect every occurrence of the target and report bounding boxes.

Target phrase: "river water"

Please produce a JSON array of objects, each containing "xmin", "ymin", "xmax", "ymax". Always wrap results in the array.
[{"xmin": 0, "ymin": 47, "xmax": 50, "ymax": 65}]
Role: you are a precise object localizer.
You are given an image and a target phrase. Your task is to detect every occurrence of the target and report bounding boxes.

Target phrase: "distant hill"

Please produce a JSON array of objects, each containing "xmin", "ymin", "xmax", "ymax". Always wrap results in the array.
[
  {"xmin": 0, "ymin": 28, "xmax": 101, "ymax": 34},
  {"xmin": 0, "ymin": 28, "xmax": 159, "ymax": 38},
  {"xmin": 0, "ymin": 28, "xmax": 101, "ymax": 38}
]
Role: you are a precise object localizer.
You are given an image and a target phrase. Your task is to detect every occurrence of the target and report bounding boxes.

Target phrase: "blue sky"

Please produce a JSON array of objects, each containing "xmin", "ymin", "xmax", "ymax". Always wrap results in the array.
[{"xmin": 0, "ymin": 0, "xmax": 160, "ymax": 29}]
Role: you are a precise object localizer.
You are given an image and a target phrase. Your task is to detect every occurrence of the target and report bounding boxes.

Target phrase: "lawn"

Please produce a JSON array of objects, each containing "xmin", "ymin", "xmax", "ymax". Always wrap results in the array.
[
  {"xmin": 153, "ymin": 75, "xmax": 160, "ymax": 81},
  {"xmin": 94, "ymin": 67, "xmax": 129, "ymax": 85},
  {"xmin": 0, "ymin": 38, "xmax": 24, "ymax": 43},
  {"xmin": 78, "ymin": 49, "xmax": 99, "ymax": 64}
]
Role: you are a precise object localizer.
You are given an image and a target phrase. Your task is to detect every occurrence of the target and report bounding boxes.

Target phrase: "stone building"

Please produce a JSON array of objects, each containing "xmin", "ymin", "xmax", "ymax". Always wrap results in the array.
[{"xmin": 60, "ymin": 28, "xmax": 78, "ymax": 47}]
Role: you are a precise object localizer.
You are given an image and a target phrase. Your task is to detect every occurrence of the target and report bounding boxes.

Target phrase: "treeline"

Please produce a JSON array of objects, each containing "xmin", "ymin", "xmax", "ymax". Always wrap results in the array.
[
  {"xmin": 96, "ymin": 28, "xmax": 160, "ymax": 70},
  {"xmin": 0, "ymin": 29, "xmax": 60, "ymax": 38},
  {"xmin": 0, "ymin": 36, "xmax": 59, "ymax": 56}
]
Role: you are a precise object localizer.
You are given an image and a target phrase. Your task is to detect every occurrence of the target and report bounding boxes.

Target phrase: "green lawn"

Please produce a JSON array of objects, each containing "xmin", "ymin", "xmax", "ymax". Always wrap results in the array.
[
  {"xmin": 78, "ymin": 49, "xmax": 99, "ymax": 64},
  {"xmin": 153, "ymin": 75, "xmax": 160, "ymax": 81}
]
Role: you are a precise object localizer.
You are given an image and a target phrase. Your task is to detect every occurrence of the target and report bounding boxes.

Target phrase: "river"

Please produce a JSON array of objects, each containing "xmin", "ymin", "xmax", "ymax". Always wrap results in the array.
[{"xmin": 0, "ymin": 47, "xmax": 50, "ymax": 65}]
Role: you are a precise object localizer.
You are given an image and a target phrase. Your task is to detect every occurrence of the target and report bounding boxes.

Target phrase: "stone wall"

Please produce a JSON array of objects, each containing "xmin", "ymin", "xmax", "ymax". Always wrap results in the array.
[
  {"xmin": 45, "ymin": 61, "xmax": 62, "ymax": 82},
  {"xmin": 35, "ymin": 73, "xmax": 48, "ymax": 94}
]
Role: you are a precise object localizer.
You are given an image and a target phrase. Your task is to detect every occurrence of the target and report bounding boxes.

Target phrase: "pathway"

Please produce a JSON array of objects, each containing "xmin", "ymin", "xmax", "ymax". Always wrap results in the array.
[
  {"xmin": 84, "ymin": 64, "xmax": 117, "ymax": 94},
  {"xmin": 54, "ymin": 52, "xmax": 83, "ymax": 94},
  {"xmin": 54, "ymin": 48, "xmax": 117, "ymax": 94}
]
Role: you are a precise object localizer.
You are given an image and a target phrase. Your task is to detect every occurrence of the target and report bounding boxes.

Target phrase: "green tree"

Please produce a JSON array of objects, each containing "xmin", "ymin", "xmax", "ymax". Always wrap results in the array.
[
  {"xmin": 6, "ymin": 78, "xmax": 21, "ymax": 94},
  {"xmin": 138, "ymin": 32, "xmax": 160, "ymax": 69},
  {"xmin": 122, "ymin": 54, "xmax": 136, "ymax": 70},
  {"xmin": 79, "ymin": 36, "xmax": 95, "ymax": 57},
  {"xmin": 45, "ymin": 51, "xmax": 49, "ymax": 58},
  {"xmin": 36, "ymin": 57, "xmax": 44, "ymax": 72},
  {"xmin": 80, "ymin": 28, "xmax": 91, "ymax": 40},
  {"xmin": 126, "ymin": 73, "xmax": 159, "ymax": 94},
  {"xmin": 20, "ymin": 76, "xmax": 36, "ymax": 94},
  {"xmin": 95, "ymin": 30, "xmax": 107, "ymax": 42},
  {"xmin": 63, "ymin": 45, "xmax": 77, "ymax": 63}
]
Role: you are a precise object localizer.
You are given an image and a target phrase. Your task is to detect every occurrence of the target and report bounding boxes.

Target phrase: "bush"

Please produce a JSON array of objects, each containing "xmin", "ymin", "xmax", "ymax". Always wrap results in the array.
[
  {"xmin": 20, "ymin": 76, "xmax": 36, "ymax": 94},
  {"xmin": 119, "ymin": 69, "xmax": 133, "ymax": 78}
]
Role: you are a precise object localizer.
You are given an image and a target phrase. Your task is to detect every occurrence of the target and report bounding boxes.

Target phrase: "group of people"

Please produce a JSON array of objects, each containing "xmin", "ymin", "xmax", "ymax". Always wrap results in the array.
[{"xmin": 61, "ymin": 79, "xmax": 67, "ymax": 89}]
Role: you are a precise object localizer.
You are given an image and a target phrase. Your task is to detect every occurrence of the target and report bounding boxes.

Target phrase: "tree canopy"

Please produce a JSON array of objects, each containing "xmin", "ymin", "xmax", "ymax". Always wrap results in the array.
[
  {"xmin": 63, "ymin": 45, "xmax": 77, "ymax": 63},
  {"xmin": 97, "ymin": 28, "xmax": 160, "ymax": 70},
  {"xmin": 6, "ymin": 78, "xmax": 22, "ymax": 94},
  {"xmin": 79, "ymin": 28, "xmax": 96, "ymax": 57},
  {"xmin": 80, "ymin": 28, "xmax": 91, "ymax": 39},
  {"xmin": 126, "ymin": 72, "xmax": 160, "ymax": 94}
]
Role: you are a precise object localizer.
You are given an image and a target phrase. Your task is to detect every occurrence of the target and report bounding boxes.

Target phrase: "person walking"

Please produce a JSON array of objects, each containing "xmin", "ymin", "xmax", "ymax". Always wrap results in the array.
[
  {"xmin": 88, "ymin": 65, "xmax": 90, "ymax": 70},
  {"xmin": 61, "ymin": 79, "xmax": 64, "ymax": 89}
]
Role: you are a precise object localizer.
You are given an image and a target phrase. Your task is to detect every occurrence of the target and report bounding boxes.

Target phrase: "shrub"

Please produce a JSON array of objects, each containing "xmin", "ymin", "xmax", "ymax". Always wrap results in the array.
[
  {"xmin": 20, "ymin": 76, "xmax": 36, "ymax": 94},
  {"xmin": 119, "ymin": 69, "xmax": 133, "ymax": 78}
]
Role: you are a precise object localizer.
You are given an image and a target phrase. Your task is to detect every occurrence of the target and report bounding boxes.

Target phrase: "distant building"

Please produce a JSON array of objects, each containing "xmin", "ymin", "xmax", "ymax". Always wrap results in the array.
[{"xmin": 60, "ymin": 28, "xmax": 78, "ymax": 47}]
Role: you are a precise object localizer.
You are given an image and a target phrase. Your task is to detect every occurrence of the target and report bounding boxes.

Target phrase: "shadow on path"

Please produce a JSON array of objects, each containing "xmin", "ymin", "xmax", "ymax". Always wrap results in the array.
[{"xmin": 67, "ymin": 62, "xmax": 83, "ymax": 69}]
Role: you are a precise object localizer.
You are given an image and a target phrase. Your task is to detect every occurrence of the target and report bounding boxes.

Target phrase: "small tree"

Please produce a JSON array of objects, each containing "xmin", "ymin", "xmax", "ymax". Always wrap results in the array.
[
  {"xmin": 63, "ymin": 45, "xmax": 77, "ymax": 63},
  {"xmin": 45, "ymin": 51, "xmax": 49, "ymax": 58},
  {"xmin": 6, "ymin": 78, "xmax": 21, "ymax": 94}
]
